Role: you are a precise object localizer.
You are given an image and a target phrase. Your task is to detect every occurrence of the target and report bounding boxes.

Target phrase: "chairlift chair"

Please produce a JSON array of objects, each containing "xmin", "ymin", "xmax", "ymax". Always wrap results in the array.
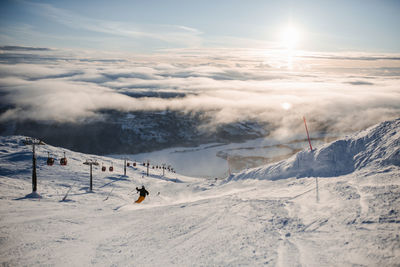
[
  {"xmin": 46, "ymin": 152, "xmax": 54, "ymax": 166},
  {"xmin": 102, "ymin": 164, "xmax": 106, "ymax": 172},
  {"xmin": 109, "ymin": 163, "xmax": 113, "ymax": 172},
  {"xmin": 60, "ymin": 152, "xmax": 67, "ymax": 166}
]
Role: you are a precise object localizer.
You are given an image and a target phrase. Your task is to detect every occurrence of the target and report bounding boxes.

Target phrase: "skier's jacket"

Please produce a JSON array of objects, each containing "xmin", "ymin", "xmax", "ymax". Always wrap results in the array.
[{"xmin": 136, "ymin": 187, "xmax": 149, "ymax": 197}]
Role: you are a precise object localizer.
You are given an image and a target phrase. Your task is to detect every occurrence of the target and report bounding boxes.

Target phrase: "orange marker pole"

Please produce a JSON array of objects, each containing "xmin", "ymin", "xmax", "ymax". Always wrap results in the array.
[{"xmin": 303, "ymin": 116, "xmax": 313, "ymax": 151}]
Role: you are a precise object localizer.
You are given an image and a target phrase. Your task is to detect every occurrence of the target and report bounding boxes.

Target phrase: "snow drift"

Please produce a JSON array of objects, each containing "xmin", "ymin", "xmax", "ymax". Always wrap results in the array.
[{"xmin": 230, "ymin": 118, "xmax": 400, "ymax": 181}]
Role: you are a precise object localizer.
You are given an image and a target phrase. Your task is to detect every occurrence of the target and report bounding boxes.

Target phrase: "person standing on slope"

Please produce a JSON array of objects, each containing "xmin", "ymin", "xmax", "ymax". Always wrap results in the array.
[{"xmin": 135, "ymin": 185, "xmax": 149, "ymax": 203}]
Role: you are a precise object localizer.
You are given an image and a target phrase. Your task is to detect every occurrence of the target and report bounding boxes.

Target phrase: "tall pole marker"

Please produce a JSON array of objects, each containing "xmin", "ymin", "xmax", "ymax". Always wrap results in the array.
[{"xmin": 303, "ymin": 116, "xmax": 313, "ymax": 151}]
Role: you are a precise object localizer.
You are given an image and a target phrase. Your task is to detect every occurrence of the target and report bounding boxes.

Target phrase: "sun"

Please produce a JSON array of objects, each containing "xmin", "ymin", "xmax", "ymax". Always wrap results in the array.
[
  {"xmin": 281, "ymin": 26, "xmax": 301, "ymax": 50},
  {"xmin": 281, "ymin": 102, "xmax": 292, "ymax": 110}
]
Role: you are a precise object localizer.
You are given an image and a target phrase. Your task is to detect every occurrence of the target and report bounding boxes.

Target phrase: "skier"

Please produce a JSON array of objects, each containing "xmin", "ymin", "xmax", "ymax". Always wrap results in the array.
[{"xmin": 135, "ymin": 185, "xmax": 149, "ymax": 203}]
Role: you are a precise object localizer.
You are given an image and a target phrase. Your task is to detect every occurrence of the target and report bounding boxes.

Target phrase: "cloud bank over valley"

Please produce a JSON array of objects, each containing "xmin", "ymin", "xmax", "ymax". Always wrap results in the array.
[{"xmin": 0, "ymin": 47, "xmax": 399, "ymax": 154}]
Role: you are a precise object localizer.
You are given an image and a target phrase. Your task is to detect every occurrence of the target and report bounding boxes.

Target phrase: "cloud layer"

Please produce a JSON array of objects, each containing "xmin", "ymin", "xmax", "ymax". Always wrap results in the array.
[{"xmin": 1, "ymin": 47, "xmax": 400, "ymax": 138}]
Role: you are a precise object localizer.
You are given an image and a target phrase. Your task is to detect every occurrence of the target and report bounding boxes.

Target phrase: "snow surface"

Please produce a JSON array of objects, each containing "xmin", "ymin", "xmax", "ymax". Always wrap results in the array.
[
  {"xmin": 231, "ymin": 119, "xmax": 400, "ymax": 181},
  {"xmin": 0, "ymin": 119, "xmax": 400, "ymax": 266}
]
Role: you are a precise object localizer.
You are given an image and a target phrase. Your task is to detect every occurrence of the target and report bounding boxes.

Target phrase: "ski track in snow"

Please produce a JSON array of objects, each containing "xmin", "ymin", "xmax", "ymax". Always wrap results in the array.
[{"xmin": 1, "ymin": 119, "xmax": 400, "ymax": 266}]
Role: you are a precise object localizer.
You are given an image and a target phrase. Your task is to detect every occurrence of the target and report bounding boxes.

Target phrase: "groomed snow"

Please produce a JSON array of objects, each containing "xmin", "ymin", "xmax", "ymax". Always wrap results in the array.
[{"xmin": 0, "ymin": 119, "xmax": 399, "ymax": 266}]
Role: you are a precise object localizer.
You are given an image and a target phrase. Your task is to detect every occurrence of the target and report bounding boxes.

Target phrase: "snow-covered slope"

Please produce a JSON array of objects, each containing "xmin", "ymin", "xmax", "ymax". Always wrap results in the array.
[
  {"xmin": 0, "ymin": 119, "xmax": 399, "ymax": 266},
  {"xmin": 231, "ymin": 118, "xmax": 400, "ymax": 181}
]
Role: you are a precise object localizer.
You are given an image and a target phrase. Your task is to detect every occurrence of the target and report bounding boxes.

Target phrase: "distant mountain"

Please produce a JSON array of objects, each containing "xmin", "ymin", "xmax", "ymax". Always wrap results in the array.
[{"xmin": 0, "ymin": 110, "xmax": 267, "ymax": 155}]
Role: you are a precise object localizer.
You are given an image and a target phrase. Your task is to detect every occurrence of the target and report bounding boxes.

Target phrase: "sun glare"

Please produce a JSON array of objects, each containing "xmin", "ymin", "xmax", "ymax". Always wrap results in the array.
[
  {"xmin": 281, "ymin": 102, "xmax": 292, "ymax": 110},
  {"xmin": 281, "ymin": 26, "xmax": 300, "ymax": 50}
]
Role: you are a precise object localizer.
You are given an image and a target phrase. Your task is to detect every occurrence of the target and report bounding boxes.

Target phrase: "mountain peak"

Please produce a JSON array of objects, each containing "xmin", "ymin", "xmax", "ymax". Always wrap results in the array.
[{"xmin": 230, "ymin": 118, "xmax": 400, "ymax": 181}]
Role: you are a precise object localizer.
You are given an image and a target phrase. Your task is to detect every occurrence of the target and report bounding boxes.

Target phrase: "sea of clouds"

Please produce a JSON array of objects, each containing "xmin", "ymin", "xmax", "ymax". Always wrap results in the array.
[{"xmin": 1, "ymin": 46, "xmax": 399, "ymax": 139}]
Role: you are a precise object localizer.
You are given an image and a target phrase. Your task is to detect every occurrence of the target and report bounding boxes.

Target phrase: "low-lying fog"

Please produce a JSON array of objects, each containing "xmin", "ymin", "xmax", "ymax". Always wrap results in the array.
[{"xmin": 1, "ymin": 46, "xmax": 399, "ymax": 170}]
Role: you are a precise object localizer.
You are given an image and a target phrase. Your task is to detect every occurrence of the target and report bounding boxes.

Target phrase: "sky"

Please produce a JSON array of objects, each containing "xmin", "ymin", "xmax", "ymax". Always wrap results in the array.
[
  {"xmin": 0, "ymin": 0, "xmax": 399, "ymax": 140},
  {"xmin": 1, "ymin": 0, "xmax": 400, "ymax": 52}
]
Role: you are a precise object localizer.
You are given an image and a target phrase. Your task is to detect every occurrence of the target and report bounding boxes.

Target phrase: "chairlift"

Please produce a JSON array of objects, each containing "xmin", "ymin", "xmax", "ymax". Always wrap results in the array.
[
  {"xmin": 133, "ymin": 162, "xmax": 136, "ymax": 167},
  {"xmin": 47, "ymin": 152, "xmax": 54, "ymax": 166},
  {"xmin": 60, "ymin": 152, "xmax": 67, "ymax": 166},
  {"xmin": 143, "ymin": 162, "xmax": 146, "ymax": 166},
  {"xmin": 109, "ymin": 163, "xmax": 113, "ymax": 172},
  {"xmin": 101, "ymin": 164, "xmax": 106, "ymax": 172},
  {"xmin": 127, "ymin": 162, "xmax": 130, "ymax": 167}
]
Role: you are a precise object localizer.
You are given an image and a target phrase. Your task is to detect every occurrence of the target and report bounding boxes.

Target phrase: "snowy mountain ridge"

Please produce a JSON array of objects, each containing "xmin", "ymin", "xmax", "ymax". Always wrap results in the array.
[
  {"xmin": 231, "ymin": 118, "xmax": 400, "ymax": 181},
  {"xmin": 0, "ymin": 119, "xmax": 399, "ymax": 266}
]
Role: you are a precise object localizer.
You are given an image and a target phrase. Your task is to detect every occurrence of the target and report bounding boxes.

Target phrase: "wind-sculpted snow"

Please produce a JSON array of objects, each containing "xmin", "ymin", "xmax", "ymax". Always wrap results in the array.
[{"xmin": 231, "ymin": 118, "xmax": 400, "ymax": 181}]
